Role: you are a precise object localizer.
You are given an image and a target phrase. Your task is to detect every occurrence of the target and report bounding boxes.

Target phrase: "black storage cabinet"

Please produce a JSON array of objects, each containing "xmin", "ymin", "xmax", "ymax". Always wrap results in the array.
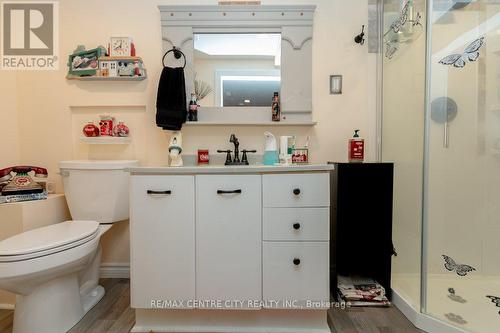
[{"xmin": 329, "ymin": 162, "xmax": 395, "ymax": 299}]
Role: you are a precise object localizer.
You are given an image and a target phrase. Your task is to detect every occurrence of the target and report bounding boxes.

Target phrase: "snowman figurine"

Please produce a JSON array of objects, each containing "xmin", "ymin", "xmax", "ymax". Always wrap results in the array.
[{"xmin": 168, "ymin": 131, "xmax": 183, "ymax": 167}]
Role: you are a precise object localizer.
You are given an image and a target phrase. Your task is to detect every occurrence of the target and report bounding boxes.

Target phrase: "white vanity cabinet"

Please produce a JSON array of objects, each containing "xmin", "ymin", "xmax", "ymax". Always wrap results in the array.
[
  {"xmin": 196, "ymin": 175, "xmax": 261, "ymax": 307},
  {"xmin": 129, "ymin": 165, "xmax": 333, "ymax": 333},
  {"xmin": 130, "ymin": 175, "xmax": 196, "ymax": 309}
]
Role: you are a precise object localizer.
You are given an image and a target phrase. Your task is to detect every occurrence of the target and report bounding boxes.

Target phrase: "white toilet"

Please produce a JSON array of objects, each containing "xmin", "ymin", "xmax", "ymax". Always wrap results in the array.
[{"xmin": 0, "ymin": 160, "xmax": 138, "ymax": 333}]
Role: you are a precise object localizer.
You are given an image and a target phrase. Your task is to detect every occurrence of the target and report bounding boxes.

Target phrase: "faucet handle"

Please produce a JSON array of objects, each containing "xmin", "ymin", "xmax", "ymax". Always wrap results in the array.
[
  {"xmin": 217, "ymin": 150, "xmax": 233, "ymax": 165},
  {"xmin": 241, "ymin": 149, "xmax": 257, "ymax": 165}
]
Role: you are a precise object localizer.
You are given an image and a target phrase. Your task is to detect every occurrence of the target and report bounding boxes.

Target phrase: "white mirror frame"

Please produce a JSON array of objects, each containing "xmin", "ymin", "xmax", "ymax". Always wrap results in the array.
[{"xmin": 159, "ymin": 5, "xmax": 315, "ymax": 123}]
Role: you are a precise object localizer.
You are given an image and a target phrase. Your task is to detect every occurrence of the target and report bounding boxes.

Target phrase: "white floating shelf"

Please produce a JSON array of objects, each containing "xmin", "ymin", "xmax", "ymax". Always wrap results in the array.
[
  {"xmin": 67, "ymin": 75, "xmax": 146, "ymax": 81},
  {"xmin": 80, "ymin": 136, "xmax": 131, "ymax": 144},
  {"xmin": 184, "ymin": 121, "xmax": 317, "ymax": 126}
]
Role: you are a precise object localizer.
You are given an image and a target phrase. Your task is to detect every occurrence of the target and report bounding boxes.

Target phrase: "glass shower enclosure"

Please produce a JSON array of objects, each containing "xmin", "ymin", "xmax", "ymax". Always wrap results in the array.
[{"xmin": 381, "ymin": 1, "xmax": 500, "ymax": 332}]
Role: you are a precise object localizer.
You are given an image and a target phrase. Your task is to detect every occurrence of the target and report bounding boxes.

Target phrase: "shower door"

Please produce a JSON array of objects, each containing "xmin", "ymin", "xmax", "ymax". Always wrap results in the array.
[
  {"xmin": 382, "ymin": 0, "xmax": 426, "ymax": 312},
  {"xmin": 424, "ymin": 1, "xmax": 500, "ymax": 332}
]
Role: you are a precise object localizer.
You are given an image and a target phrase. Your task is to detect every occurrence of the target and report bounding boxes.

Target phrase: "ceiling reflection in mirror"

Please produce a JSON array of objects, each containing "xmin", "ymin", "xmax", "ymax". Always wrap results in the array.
[{"xmin": 193, "ymin": 33, "xmax": 281, "ymax": 107}]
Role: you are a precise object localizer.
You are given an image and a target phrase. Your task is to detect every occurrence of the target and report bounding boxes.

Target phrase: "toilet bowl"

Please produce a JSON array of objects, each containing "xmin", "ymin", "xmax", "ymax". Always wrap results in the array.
[{"xmin": 0, "ymin": 160, "xmax": 138, "ymax": 333}]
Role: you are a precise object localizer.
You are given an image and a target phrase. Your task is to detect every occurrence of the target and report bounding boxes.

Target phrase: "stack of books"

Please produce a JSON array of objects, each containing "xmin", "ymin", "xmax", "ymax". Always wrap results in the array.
[
  {"xmin": 0, "ymin": 191, "xmax": 48, "ymax": 204},
  {"xmin": 337, "ymin": 275, "xmax": 391, "ymax": 307}
]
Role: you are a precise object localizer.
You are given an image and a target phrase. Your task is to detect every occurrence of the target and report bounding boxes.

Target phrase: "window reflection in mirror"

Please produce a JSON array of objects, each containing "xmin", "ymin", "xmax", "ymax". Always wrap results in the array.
[{"xmin": 193, "ymin": 33, "xmax": 281, "ymax": 107}]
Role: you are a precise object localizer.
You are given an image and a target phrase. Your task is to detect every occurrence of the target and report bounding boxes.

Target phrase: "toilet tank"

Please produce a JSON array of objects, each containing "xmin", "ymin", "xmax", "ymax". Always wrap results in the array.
[{"xmin": 59, "ymin": 160, "xmax": 139, "ymax": 223}]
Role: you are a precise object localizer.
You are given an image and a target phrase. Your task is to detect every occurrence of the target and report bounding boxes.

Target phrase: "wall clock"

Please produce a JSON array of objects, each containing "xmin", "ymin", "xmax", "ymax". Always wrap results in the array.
[{"xmin": 110, "ymin": 37, "xmax": 132, "ymax": 57}]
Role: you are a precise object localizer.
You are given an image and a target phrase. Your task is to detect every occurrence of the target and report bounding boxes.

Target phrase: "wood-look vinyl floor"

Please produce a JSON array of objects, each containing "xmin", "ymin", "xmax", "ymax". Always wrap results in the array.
[{"xmin": 0, "ymin": 278, "xmax": 423, "ymax": 333}]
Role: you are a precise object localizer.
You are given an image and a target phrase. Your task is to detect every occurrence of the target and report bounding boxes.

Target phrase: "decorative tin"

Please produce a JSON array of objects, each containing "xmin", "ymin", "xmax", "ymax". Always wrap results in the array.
[
  {"xmin": 99, "ymin": 115, "xmax": 114, "ymax": 136},
  {"xmin": 113, "ymin": 122, "xmax": 130, "ymax": 137}
]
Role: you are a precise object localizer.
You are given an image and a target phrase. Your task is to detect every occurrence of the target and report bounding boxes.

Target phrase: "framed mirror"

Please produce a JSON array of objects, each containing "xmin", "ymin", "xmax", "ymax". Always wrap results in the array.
[
  {"xmin": 194, "ymin": 33, "xmax": 281, "ymax": 108},
  {"xmin": 159, "ymin": 5, "xmax": 315, "ymax": 124}
]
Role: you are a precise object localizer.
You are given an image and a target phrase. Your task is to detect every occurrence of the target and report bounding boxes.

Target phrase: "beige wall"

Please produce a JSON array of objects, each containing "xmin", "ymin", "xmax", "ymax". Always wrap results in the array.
[
  {"xmin": 0, "ymin": 72, "xmax": 20, "ymax": 166},
  {"xmin": 2, "ymin": 0, "xmax": 377, "ymax": 267}
]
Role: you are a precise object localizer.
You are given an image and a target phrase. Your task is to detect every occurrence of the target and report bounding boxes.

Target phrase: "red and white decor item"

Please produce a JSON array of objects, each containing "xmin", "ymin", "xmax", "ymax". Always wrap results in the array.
[
  {"xmin": 82, "ymin": 122, "xmax": 100, "ymax": 137},
  {"xmin": 197, "ymin": 149, "xmax": 209, "ymax": 165},
  {"xmin": 348, "ymin": 130, "xmax": 364, "ymax": 163},
  {"xmin": 292, "ymin": 148, "xmax": 309, "ymax": 164},
  {"xmin": 82, "ymin": 117, "xmax": 129, "ymax": 138},
  {"xmin": 113, "ymin": 122, "xmax": 130, "ymax": 137},
  {"xmin": 99, "ymin": 115, "xmax": 115, "ymax": 136}
]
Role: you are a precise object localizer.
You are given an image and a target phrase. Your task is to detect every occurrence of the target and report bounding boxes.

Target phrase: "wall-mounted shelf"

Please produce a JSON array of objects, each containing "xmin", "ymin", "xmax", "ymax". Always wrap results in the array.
[
  {"xmin": 66, "ymin": 74, "xmax": 146, "ymax": 81},
  {"xmin": 80, "ymin": 136, "xmax": 131, "ymax": 144},
  {"xmin": 67, "ymin": 55, "xmax": 147, "ymax": 81},
  {"xmin": 184, "ymin": 121, "xmax": 317, "ymax": 126},
  {"xmin": 99, "ymin": 56, "xmax": 143, "ymax": 61}
]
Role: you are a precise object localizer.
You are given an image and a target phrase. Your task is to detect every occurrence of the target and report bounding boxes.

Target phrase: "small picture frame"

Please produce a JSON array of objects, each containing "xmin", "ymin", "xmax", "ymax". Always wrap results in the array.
[
  {"xmin": 67, "ymin": 46, "xmax": 106, "ymax": 76},
  {"xmin": 330, "ymin": 75, "xmax": 342, "ymax": 94}
]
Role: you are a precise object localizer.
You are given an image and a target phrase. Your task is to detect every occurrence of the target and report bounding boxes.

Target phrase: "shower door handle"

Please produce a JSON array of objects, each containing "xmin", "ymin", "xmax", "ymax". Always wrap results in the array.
[{"xmin": 443, "ymin": 121, "xmax": 449, "ymax": 148}]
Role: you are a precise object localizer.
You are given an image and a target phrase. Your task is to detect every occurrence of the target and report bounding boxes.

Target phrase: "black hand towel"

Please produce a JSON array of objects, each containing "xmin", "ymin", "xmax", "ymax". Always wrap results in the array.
[{"xmin": 156, "ymin": 66, "xmax": 187, "ymax": 131}]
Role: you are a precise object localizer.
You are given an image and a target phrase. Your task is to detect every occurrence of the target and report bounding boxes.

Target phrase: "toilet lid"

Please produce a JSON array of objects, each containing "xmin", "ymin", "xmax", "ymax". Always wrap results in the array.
[{"xmin": 0, "ymin": 221, "xmax": 99, "ymax": 259}]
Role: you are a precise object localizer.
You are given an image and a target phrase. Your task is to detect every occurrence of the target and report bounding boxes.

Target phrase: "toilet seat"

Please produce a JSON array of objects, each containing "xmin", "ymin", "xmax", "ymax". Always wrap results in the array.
[{"xmin": 0, "ymin": 221, "xmax": 99, "ymax": 263}]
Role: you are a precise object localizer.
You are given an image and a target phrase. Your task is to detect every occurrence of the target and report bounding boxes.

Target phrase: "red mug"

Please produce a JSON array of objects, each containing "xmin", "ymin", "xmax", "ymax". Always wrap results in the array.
[{"xmin": 198, "ymin": 150, "xmax": 209, "ymax": 165}]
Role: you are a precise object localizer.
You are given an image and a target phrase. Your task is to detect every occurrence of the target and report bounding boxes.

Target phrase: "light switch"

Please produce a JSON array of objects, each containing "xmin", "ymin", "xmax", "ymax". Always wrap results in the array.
[{"xmin": 330, "ymin": 75, "xmax": 342, "ymax": 94}]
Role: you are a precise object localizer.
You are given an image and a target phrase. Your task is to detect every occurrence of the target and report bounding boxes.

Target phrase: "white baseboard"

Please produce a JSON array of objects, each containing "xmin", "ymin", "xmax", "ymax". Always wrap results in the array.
[
  {"xmin": 392, "ymin": 289, "xmax": 468, "ymax": 333},
  {"xmin": 100, "ymin": 262, "xmax": 130, "ymax": 278}
]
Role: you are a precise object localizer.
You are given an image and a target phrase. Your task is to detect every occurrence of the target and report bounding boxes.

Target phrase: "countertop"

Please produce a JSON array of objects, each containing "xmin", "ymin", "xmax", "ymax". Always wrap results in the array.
[{"xmin": 127, "ymin": 164, "xmax": 334, "ymax": 175}]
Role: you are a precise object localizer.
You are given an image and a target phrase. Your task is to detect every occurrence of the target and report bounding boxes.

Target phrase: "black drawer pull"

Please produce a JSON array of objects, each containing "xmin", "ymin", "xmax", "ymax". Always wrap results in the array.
[
  {"xmin": 147, "ymin": 190, "xmax": 171, "ymax": 195},
  {"xmin": 293, "ymin": 223, "xmax": 301, "ymax": 230},
  {"xmin": 217, "ymin": 189, "xmax": 242, "ymax": 194},
  {"xmin": 293, "ymin": 258, "xmax": 301, "ymax": 266},
  {"xmin": 293, "ymin": 188, "xmax": 301, "ymax": 195}
]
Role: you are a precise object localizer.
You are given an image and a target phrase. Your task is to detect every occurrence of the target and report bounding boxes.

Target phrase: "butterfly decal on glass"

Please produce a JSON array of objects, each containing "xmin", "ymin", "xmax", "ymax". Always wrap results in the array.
[
  {"xmin": 444, "ymin": 313, "xmax": 467, "ymax": 325},
  {"xmin": 447, "ymin": 287, "xmax": 466, "ymax": 303},
  {"xmin": 390, "ymin": 1, "xmax": 409, "ymax": 33},
  {"xmin": 442, "ymin": 255, "xmax": 476, "ymax": 276},
  {"xmin": 438, "ymin": 37, "xmax": 485, "ymax": 68},
  {"xmin": 486, "ymin": 295, "xmax": 500, "ymax": 315},
  {"xmin": 412, "ymin": 12, "xmax": 422, "ymax": 27},
  {"xmin": 385, "ymin": 42, "xmax": 398, "ymax": 59}
]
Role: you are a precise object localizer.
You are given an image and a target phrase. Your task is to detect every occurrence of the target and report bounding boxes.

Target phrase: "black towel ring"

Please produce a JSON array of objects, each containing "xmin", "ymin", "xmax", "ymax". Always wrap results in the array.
[{"xmin": 162, "ymin": 46, "xmax": 186, "ymax": 68}]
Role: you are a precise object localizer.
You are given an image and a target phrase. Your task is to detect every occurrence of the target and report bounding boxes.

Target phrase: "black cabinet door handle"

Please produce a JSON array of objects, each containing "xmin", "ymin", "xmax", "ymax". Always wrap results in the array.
[
  {"xmin": 293, "ymin": 223, "xmax": 301, "ymax": 230},
  {"xmin": 293, "ymin": 188, "xmax": 301, "ymax": 195},
  {"xmin": 293, "ymin": 258, "xmax": 301, "ymax": 266},
  {"xmin": 147, "ymin": 190, "xmax": 171, "ymax": 195},
  {"xmin": 217, "ymin": 189, "xmax": 242, "ymax": 194}
]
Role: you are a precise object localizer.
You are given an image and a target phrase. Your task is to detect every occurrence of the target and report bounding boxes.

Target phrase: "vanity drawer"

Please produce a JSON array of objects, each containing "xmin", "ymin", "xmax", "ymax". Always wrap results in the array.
[
  {"xmin": 263, "ymin": 242, "xmax": 329, "ymax": 308},
  {"xmin": 262, "ymin": 173, "xmax": 330, "ymax": 207},
  {"xmin": 263, "ymin": 207, "xmax": 329, "ymax": 241}
]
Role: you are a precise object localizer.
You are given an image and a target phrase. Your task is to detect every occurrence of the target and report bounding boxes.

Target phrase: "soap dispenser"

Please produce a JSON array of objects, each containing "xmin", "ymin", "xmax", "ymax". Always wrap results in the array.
[{"xmin": 263, "ymin": 132, "xmax": 279, "ymax": 165}]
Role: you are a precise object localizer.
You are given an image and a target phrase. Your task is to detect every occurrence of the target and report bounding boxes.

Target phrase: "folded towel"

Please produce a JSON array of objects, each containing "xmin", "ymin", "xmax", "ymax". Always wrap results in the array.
[{"xmin": 156, "ymin": 66, "xmax": 187, "ymax": 131}]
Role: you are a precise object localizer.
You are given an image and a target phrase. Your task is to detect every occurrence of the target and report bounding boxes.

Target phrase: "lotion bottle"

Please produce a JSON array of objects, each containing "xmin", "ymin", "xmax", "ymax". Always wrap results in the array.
[{"xmin": 348, "ymin": 130, "xmax": 364, "ymax": 163}]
